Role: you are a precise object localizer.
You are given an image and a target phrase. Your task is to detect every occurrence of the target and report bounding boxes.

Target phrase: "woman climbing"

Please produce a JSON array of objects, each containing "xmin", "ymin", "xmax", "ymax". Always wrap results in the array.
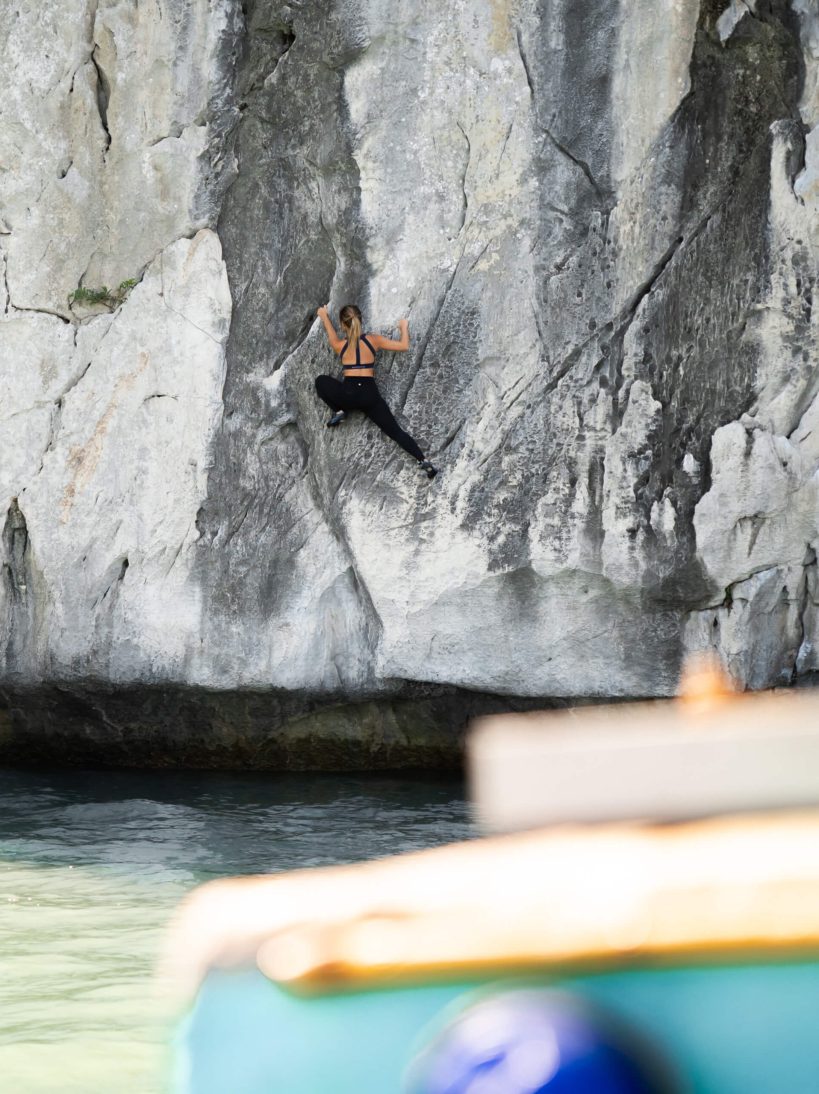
[{"xmin": 315, "ymin": 303, "xmax": 439, "ymax": 480}]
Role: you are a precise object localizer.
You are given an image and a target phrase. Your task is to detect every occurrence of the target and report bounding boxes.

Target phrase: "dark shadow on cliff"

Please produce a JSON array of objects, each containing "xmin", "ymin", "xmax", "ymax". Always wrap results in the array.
[{"xmin": 193, "ymin": 1, "xmax": 373, "ymax": 624}]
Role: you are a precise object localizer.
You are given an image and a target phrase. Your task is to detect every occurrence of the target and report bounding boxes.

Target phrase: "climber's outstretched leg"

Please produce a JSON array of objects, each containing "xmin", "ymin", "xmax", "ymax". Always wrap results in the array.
[{"xmin": 364, "ymin": 391, "xmax": 438, "ymax": 477}]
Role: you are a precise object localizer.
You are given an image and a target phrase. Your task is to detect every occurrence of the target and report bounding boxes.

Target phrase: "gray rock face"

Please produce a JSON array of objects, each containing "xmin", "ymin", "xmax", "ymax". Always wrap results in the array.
[{"xmin": 1, "ymin": 0, "xmax": 818, "ymax": 766}]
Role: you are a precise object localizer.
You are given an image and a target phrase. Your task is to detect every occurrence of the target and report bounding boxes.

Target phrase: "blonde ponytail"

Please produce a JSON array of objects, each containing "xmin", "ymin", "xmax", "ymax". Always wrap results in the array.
[{"xmin": 339, "ymin": 303, "xmax": 363, "ymax": 352}]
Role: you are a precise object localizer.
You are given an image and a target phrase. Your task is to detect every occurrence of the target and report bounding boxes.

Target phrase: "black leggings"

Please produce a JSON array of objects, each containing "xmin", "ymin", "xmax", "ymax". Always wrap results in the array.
[{"xmin": 315, "ymin": 375, "xmax": 426, "ymax": 462}]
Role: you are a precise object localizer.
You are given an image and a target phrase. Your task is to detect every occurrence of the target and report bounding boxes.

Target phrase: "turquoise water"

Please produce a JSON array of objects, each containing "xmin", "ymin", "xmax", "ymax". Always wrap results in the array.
[{"xmin": 0, "ymin": 767, "xmax": 471, "ymax": 1093}]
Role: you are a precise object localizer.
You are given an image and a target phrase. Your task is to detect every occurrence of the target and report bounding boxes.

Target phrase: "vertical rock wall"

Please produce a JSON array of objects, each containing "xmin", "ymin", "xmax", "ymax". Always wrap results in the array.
[
  {"xmin": 0, "ymin": 0, "xmax": 817, "ymax": 766},
  {"xmin": 0, "ymin": 1, "xmax": 237, "ymax": 696}
]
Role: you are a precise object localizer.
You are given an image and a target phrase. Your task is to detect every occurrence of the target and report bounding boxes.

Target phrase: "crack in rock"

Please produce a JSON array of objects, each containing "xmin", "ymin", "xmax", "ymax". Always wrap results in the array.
[
  {"xmin": 515, "ymin": 24, "xmax": 608, "ymax": 204},
  {"xmin": 793, "ymin": 547, "xmax": 818, "ymax": 677},
  {"xmin": 2, "ymin": 499, "xmax": 29, "ymax": 600},
  {"xmin": 514, "ymin": 25, "xmax": 535, "ymax": 100},
  {"xmin": 1, "ymin": 247, "xmax": 9, "ymax": 315},
  {"xmin": 1, "ymin": 497, "xmax": 35, "ymax": 676},
  {"xmin": 93, "ymin": 556, "xmax": 129, "ymax": 609},
  {"xmin": 9, "ymin": 303, "xmax": 72, "ymax": 324},
  {"xmin": 35, "ymin": 399, "xmax": 63, "ymax": 477},
  {"xmin": 542, "ymin": 125, "xmax": 607, "ymax": 204},
  {"xmin": 540, "ymin": 232, "xmax": 685, "ymax": 404},
  {"xmin": 90, "ymin": 44, "xmax": 112, "ymax": 156},
  {"xmin": 455, "ymin": 121, "xmax": 471, "ymax": 233},
  {"xmin": 396, "ymin": 254, "xmax": 462, "ymax": 413}
]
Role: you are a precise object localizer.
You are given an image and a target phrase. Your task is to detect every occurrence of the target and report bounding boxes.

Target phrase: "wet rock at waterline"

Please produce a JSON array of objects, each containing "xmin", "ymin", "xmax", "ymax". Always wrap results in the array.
[{"xmin": 1, "ymin": 1, "xmax": 818, "ymax": 766}]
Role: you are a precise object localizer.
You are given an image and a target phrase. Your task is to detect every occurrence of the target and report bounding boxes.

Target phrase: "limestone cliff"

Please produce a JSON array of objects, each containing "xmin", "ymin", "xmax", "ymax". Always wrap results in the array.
[{"xmin": 1, "ymin": 0, "xmax": 817, "ymax": 766}]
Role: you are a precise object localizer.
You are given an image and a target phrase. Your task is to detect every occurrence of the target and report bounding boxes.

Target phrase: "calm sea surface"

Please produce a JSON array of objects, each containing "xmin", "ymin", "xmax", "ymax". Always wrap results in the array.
[{"xmin": 0, "ymin": 767, "xmax": 472, "ymax": 1093}]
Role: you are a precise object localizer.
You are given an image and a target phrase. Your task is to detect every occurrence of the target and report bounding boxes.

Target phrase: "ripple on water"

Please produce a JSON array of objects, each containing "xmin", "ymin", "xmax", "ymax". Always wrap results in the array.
[{"xmin": 0, "ymin": 768, "xmax": 472, "ymax": 1092}]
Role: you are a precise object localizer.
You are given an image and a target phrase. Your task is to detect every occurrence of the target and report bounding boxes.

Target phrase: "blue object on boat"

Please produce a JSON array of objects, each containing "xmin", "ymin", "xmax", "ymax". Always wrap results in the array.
[
  {"xmin": 175, "ymin": 961, "xmax": 819, "ymax": 1093},
  {"xmin": 404, "ymin": 988, "xmax": 677, "ymax": 1094}
]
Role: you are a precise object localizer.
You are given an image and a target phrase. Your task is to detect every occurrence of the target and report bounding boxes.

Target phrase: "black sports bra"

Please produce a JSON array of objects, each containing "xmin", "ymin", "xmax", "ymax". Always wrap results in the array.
[{"xmin": 340, "ymin": 334, "xmax": 376, "ymax": 370}]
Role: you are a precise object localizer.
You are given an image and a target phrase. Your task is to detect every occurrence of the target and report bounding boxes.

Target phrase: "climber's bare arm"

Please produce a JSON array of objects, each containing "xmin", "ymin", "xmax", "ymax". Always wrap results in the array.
[
  {"xmin": 370, "ymin": 319, "xmax": 410, "ymax": 352},
  {"xmin": 316, "ymin": 305, "xmax": 345, "ymax": 353}
]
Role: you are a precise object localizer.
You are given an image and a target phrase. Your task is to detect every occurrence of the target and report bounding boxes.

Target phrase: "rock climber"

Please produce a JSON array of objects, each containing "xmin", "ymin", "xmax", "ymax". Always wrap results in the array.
[{"xmin": 314, "ymin": 303, "xmax": 439, "ymax": 480}]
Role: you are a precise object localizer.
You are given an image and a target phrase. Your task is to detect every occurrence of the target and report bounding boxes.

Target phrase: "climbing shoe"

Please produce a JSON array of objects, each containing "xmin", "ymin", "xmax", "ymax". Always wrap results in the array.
[
  {"xmin": 326, "ymin": 410, "xmax": 347, "ymax": 427},
  {"xmin": 419, "ymin": 459, "xmax": 438, "ymax": 480}
]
